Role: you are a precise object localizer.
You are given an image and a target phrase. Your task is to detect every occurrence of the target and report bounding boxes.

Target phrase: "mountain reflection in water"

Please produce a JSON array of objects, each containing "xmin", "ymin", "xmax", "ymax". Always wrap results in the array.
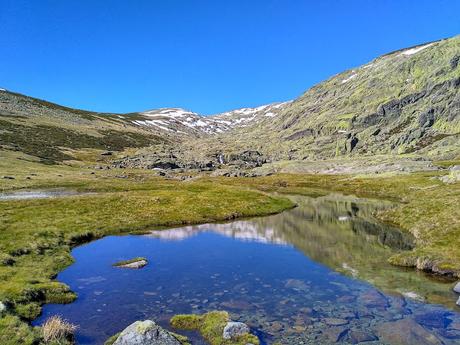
[{"xmin": 149, "ymin": 194, "xmax": 454, "ymax": 307}]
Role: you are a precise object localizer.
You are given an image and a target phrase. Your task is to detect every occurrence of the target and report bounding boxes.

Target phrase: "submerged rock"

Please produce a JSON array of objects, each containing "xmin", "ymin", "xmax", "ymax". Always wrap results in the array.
[
  {"xmin": 112, "ymin": 320, "xmax": 182, "ymax": 345},
  {"xmin": 377, "ymin": 318, "xmax": 442, "ymax": 345},
  {"xmin": 222, "ymin": 321, "xmax": 250, "ymax": 340},
  {"xmin": 323, "ymin": 318, "xmax": 349, "ymax": 326},
  {"xmin": 349, "ymin": 329, "xmax": 377, "ymax": 344},
  {"xmin": 322, "ymin": 326, "xmax": 349, "ymax": 342},
  {"xmin": 284, "ymin": 279, "xmax": 309, "ymax": 292}
]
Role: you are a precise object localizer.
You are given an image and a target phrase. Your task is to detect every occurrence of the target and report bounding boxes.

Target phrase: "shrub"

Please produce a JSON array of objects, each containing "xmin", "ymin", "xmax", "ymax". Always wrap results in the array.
[{"xmin": 42, "ymin": 316, "xmax": 77, "ymax": 344}]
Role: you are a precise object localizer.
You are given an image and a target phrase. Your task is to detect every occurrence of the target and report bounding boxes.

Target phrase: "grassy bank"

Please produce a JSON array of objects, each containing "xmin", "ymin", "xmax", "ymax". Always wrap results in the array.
[
  {"xmin": 1, "ymin": 150, "xmax": 459, "ymax": 344},
  {"xmin": 215, "ymin": 171, "xmax": 460, "ymax": 277},
  {"xmin": 0, "ymin": 152, "xmax": 293, "ymax": 345}
]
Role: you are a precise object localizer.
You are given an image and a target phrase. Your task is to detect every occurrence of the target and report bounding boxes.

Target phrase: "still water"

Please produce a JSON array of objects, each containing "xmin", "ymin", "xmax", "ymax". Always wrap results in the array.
[{"xmin": 35, "ymin": 194, "xmax": 460, "ymax": 344}]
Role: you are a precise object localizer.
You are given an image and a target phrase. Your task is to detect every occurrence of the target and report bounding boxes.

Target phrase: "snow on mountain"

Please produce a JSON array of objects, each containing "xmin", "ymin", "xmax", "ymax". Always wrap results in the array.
[{"xmin": 128, "ymin": 101, "xmax": 291, "ymax": 136}]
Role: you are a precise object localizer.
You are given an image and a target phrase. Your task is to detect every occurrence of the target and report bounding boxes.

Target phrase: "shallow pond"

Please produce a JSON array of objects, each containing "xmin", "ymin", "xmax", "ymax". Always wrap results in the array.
[
  {"xmin": 35, "ymin": 194, "xmax": 460, "ymax": 344},
  {"xmin": 0, "ymin": 189, "xmax": 89, "ymax": 201}
]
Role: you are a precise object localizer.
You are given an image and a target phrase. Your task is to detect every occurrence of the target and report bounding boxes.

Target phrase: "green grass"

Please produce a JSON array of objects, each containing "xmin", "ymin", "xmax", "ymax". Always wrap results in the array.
[
  {"xmin": 0, "ymin": 118, "xmax": 164, "ymax": 163},
  {"xmin": 1, "ymin": 150, "xmax": 459, "ymax": 344},
  {"xmin": 170, "ymin": 311, "xmax": 259, "ymax": 345}
]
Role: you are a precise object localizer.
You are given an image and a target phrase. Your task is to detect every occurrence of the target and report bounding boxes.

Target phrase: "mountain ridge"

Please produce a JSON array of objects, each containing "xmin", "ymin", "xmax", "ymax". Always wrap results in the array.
[{"xmin": 1, "ymin": 35, "xmax": 459, "ymax": 169}]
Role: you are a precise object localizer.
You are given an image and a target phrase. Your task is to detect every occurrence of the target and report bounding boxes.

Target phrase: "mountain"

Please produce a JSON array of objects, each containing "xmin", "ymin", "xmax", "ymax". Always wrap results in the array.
[
  {"xmin": 1, "ymin": 35, "xmax": 459, "ymax": 169},
  {"xmin": 121, "ymin": 101, "xmax": 289, "ymax": 136},
  {"xmin": 210, "ymin": 36, "xmax": 460, "ymax": 162}
]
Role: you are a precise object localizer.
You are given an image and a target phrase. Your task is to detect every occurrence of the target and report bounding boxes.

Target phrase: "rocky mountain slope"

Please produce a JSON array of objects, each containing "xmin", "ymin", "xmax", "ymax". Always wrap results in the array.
[
  {"xmin": 1, "ymin": 35, "xmax": 459, "ymax": 170},
  {"xmin": 213, "ymin": 36, "xmax": 460, "ymax": 162}
]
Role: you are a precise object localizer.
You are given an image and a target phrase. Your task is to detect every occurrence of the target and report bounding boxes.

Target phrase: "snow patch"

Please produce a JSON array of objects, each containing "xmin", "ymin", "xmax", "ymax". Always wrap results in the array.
[
  {"xmin": 341, "ymin": 73, "xmax": 357, "ymax": 84},
  {"xmin": 400, "ymin": 43, "xmax": 434, "ymax": 56}
]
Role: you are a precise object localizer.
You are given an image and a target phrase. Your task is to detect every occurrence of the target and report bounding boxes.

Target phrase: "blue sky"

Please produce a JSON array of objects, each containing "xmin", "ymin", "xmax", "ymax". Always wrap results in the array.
[{"xmin": 1, "ymin": 1, "xmax": 460, "ymax": 115}]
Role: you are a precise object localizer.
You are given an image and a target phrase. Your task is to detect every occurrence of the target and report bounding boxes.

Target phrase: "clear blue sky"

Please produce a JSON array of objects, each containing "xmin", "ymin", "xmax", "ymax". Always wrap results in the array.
[{"xmin": 1, "ymin": 0, "xmax": 459, "ymax": 115}]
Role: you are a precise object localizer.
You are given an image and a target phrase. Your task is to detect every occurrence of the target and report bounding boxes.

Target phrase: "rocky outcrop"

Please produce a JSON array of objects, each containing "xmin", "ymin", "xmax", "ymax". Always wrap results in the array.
[
  {"xmin": 222, "ymin": 321, "xmax": 250, "ymax": 340},
  {"xmin": 112, "ymin": 320, "xmax": 182, "ymax": 345},
  {"xmin": 440, "ymin": 165, "xmax": 460, "ymax": 184}
]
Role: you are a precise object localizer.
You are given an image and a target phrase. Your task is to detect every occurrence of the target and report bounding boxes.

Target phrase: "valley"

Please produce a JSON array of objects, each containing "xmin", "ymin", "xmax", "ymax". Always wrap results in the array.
[{"xmin": 0, "ymin": 35, "xmax": 459, "ymax": 345}]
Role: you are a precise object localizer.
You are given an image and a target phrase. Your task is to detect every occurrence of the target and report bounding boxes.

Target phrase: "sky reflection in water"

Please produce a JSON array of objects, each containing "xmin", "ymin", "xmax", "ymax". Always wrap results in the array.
[{"xmin": 35, "ymin": 194, "xmax": 460, "ymax": 344}]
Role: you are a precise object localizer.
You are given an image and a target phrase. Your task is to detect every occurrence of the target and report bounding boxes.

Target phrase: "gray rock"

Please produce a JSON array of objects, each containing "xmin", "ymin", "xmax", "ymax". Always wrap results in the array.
[
  {"xmin": 114, "ymin": 258, "xmax": 148, "ymax": 269},
  {"xmin": 454, "ymin": 282, "xmax": 460, "ymax": 293},
  {"xmin": 457, "ymin": 296, "xmax": 460, "ymax": 307},
  {"xmin": 222, "ymin": 321, "xmax": 250, "ymax": 340},
  {"xmin": 113, "ymin": 320, "xmax": 181, "ymax": 345},
  {"xmin": 0, "ymin": 302, "xmax": 6, "ymax": 315}
]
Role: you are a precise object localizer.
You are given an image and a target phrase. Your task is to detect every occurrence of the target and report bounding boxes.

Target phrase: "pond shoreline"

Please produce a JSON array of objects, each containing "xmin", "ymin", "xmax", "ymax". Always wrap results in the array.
[{"xmin": 33, "ymin": 193, "xmax": 460, "ymax": 345}]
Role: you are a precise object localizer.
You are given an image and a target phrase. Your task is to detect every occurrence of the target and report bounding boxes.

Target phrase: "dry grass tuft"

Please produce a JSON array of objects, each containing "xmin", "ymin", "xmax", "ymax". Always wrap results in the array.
[{"xmin": 42, "ymin": 316, "xmax": 77, "ymax": 343}]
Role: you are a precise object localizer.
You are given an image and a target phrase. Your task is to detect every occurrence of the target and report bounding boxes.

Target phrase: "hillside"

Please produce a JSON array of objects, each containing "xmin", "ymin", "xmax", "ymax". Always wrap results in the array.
[
  {"xmin": 213, "ymin": 36, "xmax": 460, "ymax": 162},
  {"xmin": 1, "ymin": 36, "xmax": 460, "ymax": 170}
]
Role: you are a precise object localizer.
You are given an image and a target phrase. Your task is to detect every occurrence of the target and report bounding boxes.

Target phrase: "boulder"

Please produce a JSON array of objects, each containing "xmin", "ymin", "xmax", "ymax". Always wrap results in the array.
[
  {"xmin": 112, "ymin": 320, "xmax": 182, "ymax": 345},
  {"xmin": 222, "ymin": 321, "xmax": 250, "ymax": 340},
  {"xmin": 377, "ymin": 318, "xmax": 442, "ymax": 345}
]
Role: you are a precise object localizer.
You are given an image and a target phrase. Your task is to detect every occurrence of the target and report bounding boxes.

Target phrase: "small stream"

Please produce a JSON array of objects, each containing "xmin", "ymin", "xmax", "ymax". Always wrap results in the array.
[{"xmin": 34, "ymin": 194, "xmax": 460, "ymax": 344}]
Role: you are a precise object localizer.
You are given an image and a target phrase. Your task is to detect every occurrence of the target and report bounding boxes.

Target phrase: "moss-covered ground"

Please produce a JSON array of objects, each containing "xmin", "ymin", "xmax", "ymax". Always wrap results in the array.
[{"xmin": 170, "ymin": 311, "xmax": 259, "ymax": 345}]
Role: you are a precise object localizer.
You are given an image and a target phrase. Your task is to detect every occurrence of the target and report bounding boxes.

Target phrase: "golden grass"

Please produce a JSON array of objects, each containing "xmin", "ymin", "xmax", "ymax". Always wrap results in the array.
[{"xmin": 42, "ymin": 316, "xmax": 77, "ymax": 344}]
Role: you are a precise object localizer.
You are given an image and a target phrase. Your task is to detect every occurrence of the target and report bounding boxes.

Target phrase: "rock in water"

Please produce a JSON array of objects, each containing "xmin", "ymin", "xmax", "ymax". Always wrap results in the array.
[
  {"xmin": 457, "ymin": 296, "xmax": 460, "ymax": 307},
  {"xmin": 377, "ymin": 318, "xmax": 442, "ymax": 345},
  {"xmin": 113, "ymin": 320, "xmax": 182, "ymax": 345},
  {"xmin": 222, "ymin": 321, "xmax": 250, "ymax": 340},
  {"xmin": 113, "ymin": 258, "xmax": 148, "ymax": 269},
  {"xmin": 453, "ymin": 282, "xmax": 460, "ymax": 293}
]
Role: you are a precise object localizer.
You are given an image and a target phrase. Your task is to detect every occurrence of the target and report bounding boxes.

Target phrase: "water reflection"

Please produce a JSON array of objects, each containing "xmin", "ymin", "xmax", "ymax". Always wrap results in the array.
[
  {"xmin": 150, "ymin": 194, "xmax": 454, "ymax": 307},
  {"xmin": 0, "ymin": 189, "xmax": 90, "ymax": 201},
  {"xmin": 34, "ymin": 194, "xmax": 460, "ymax": 345}
]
